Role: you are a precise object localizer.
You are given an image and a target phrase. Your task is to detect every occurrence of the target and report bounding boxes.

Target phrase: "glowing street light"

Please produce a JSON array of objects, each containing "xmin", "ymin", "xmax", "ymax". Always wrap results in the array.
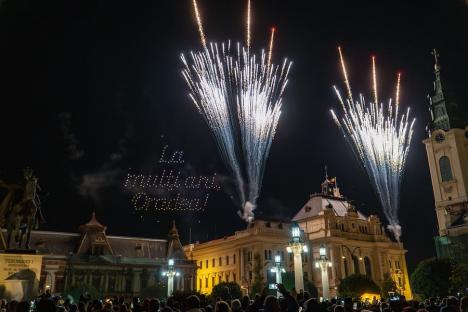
[
  {"xmin": 162, "ymin": 258, "xmax": 180, "ymax": 297},
  {"xmin": 287, "ymin": 222, "xmax": 308, "ymax": 292},
  {"xmin": 270, "ymin": 255, "xmax": 286, "ymax": 297},
  {"xmin": 315, "ymin": 244, "xmax": 332, "ymax": 300}
]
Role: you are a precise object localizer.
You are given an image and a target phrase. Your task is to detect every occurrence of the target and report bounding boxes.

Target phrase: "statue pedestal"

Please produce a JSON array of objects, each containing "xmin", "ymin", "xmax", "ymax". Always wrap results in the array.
[{"xmin": 0, "ymin": 253, "xmax": 43, "ymax": 301}]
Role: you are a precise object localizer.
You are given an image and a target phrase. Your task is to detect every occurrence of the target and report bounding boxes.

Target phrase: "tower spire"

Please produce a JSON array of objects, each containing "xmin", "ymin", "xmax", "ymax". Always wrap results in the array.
[{"xmin": 428, "ymin": 49, "xmax": 451, "ymax": 132}]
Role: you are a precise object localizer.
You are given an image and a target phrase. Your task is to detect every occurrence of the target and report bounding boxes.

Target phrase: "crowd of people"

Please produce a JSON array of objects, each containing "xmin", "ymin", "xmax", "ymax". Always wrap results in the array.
[{"xmin": 1, "ymin": 284, "xmax": 467, "ymax": 312}]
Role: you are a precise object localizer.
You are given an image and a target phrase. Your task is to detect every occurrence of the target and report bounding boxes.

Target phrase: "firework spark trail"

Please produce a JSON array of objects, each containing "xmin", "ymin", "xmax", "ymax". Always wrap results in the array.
[
  {"xmin": 267, "ymin": 27, "xmax": 275, "ymax": 66},
  {"xmin": 395, "ymin": 72, "xmax": 401, "ymax": 106},
  {"xmin": 181, "ymin": 42, "xmax": 291, "ymax": 222},
  {"xmin": 338, "ymin": 46, "xmax": 353, "ymax": 103},
  {"xmin": 330, "ymin": 51, "xmax": 415, "ymax": 242},
  {"xmin": 181, "ymin": 43, "xmax": 246, "ymax": 206},
  {"xmin": 246, "ymin": 0, "xmax": 251, "ymax": 49},
  {"xmin": 192, "ymin": 0, "xmax": 207, "ymax": 48},
  {"xmin": 372, "ymin": 56, "xmax": 378, "ymax": 104},
  {"xmin": 235, "ymin": 44, "xmax": 292, "ymax": 220}
]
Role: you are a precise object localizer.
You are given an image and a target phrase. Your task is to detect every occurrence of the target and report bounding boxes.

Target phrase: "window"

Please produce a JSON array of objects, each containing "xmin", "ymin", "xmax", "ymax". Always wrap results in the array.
[
  {"xmin": 206, "ymin": 260, "xmax": 208, "ymax": 268},
  {"xmin": 219, "ymin": 257, "xmax": 222, "ymax": 266},
  {"xmin": 439, "ymin": 156, "xmax": 453, "ymax": 181},
  {"xmin": 205, "ymin": 278, "xmax": 208, "ymax": 288},
  {"xmin": 343, "ymin": 258, "xmax": 349, "ymax": 277},
  {"xmin": 364, "ymin": 257, "xmax": 372, "ymax": 278},
  {"xmin": 268, "ymin": 250, "xmax": 272, "ymax": 260},
  {"xmin": 212, "ymin": 258, "xmax": 215, "ymax": 267},
  {"xmin": 233, "ymin": 254, "xmax": 236, "ymax": 264},
  {"xmin": 352, "ymin": 255, "xmax": 360, "ymax": 274},
  {"xmin": 199, "ymin": 279, "xmax": 202, "ymax": 289},
  {"xmin": 212, "ymin": 276, "xmax": 215, "ymax": 287},
  {"xmin": 218, "ymin": 275, "xmax": 222, "ymax": 283},
  {"xmin": 199, "ymin": 261, "xmax": 203, "ymax": 269},
  {"xmin": 226, "ymin": 256, "xmax": 229, "ymax": 265}
]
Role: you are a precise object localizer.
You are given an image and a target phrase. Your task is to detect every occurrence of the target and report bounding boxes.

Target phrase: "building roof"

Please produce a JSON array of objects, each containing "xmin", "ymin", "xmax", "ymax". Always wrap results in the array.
[{"xmin": 293, "ymin": 194, "xmax": 367, "ymax": 222}]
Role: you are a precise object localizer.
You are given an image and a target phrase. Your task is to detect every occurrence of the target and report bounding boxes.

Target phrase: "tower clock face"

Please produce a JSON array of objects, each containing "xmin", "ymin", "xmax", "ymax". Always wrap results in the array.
[{"xmin": 435, "ymin": 133, "xmax": 445, "ymax": 143}]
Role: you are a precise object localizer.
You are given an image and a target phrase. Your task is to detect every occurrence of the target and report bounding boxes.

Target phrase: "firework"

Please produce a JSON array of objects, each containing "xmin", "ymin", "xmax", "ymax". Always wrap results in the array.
[
  {"xmin": 181, "ymin": 43, "xmax": 246, "ymax": 208},
  {"xmin": 235, "ymin": 44, "xmax": 292, "ymax": 220},
  {"xmin": 181, "ymin": 42, "xmax": 291, "ymax": 222},
  {"xmin": 330, "ymin": 48, "xmax": 415, "ymax": 242}
]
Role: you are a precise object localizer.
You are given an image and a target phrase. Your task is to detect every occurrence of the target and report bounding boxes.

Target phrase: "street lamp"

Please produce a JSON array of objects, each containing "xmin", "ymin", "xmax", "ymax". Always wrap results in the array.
[
  {"xmin": 162, "ymin": 258, "xmax": 180, "ymax": 297},
  {"xmin": 270, "ymin": 255, "xmax": 286, "ymax": 297},
  {"xmin": 315, "ymin": 244, "xmax": 332, "ymax": 300},
  {"xmin": 287, "ymin": 222, "xmax": 308, "ymax": 292}
]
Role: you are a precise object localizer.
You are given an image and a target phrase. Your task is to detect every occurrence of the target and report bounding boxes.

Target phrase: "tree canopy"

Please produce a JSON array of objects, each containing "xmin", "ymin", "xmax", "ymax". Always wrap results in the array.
[
  {"xmin": 211, "ymin": 282, "xmax": 242, "ymax": 301},
  {"xmin": 338, "ymin": 274, "xmax": 380, "ymax": 298},
  {"xmin": 411, "ymin": 257, "xmax": 454, "ymax": 299}
]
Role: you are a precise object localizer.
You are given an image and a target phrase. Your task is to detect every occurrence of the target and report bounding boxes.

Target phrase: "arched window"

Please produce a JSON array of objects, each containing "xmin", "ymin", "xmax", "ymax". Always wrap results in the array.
[
  {"xmin": 364, "ymin": 257, "xmax": 372, "ymax": 278},
  {"xmin": 352, "ymin": 255, "xmax": 360, "ymax": 274},
  {"xmin": 343, "ymin": 258, "xmax": 349, "ymax": 277},
  {"xmin": 439, "ymin": 156, "xmax": 453, "ymax": 181}
]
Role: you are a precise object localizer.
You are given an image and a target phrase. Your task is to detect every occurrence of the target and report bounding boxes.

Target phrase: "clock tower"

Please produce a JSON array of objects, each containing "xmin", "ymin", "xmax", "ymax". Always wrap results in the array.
[{"xmin": 423, "ymin": 50, "xmax": 468, "ymax": 259}]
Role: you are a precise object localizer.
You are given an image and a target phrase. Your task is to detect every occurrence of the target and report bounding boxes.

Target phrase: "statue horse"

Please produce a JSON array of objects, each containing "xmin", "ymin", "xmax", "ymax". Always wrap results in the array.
[{"xmin": 0, "ymin": 170, "xmax": 43, "ymax": 250}]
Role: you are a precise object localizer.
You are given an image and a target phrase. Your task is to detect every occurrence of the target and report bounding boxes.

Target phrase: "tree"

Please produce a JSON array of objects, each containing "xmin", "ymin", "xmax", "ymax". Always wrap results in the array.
[
  {"xmin": 251, "ymin": 253, "xmax": 265, "ymax": 296},
  {"xmin": 282, "ymin": 272, "xmax": 295, "ymax": 292},
  {"xmin": 381, "ymin": 273, "xmax": 397, "ymax": 298},
  {"xmin": 338, "ymin": 274, "xmax": 380, "ymax": 298},
  {"xmin": 211, "ymin": 282, "xmax": 242, "ymax": 300},
  {"xmin": 140, "ymin": 283, "xmax": 166, "ymax": 299},
  {"xmin": 66, "ymin": 284, "xmax": 100, "ymax": 303},
  {"xmin": 450, "ymin": 260, "xmax": 468, "ymax": 295},
  {"xmin": 411, "ymin": 257, "xmax": 454, "ymax": 299}
]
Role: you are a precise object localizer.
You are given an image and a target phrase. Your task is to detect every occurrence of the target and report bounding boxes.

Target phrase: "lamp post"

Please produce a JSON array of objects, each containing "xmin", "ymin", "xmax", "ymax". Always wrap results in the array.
[
  {"xmin": 162, "ymin": 258, "xmax": 180, "ymax": 297},
  {"xmin": 315, "ymin": 245, "xmax": 332, "ymax": 300},
  {"xmin": 287, "ymin": 222, "xmax": 308, "ymax": 292},
  {"xmin": 270, "ymin": 255, "xmax": 286, "ymax": 297}
]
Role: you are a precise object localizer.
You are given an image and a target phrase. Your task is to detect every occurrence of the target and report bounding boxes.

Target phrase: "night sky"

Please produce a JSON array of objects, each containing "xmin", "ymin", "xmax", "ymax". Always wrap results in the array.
[{"xmin": 0, "ymin": 0, "xmax": 467, "ymax": 272}]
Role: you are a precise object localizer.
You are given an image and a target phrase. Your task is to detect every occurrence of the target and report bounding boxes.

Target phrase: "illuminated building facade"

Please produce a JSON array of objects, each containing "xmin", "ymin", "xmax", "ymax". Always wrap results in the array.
[
  {"xmin": 423, "ymin": 50, "xmax": 468, "ymax": 260},
  {"xmin": 1, "ymin": 214, "xmax": 197, "ymax": 297},
  {"xmin": 185, "ymin": 179, "xmax": 412, "ymax": 298}
]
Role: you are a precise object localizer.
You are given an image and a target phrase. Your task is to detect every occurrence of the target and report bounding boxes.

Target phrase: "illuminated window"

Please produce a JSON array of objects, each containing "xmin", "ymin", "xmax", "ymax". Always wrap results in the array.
[{"xmin": 439, "ymin": 156, "xmax": 453, "ymax": 181}]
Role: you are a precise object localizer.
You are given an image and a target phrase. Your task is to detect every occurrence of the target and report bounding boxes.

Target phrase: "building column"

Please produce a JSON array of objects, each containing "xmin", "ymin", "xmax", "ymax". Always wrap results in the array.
[
  {"xmin": 148, "ymin": 270, "xmax": 155, "ymax": 287},
  {"xmin": 293, "ymin": 247, "xmax": 304, "ymax": 291},
  {"xmin": 104, "ymin": 273, "xmax": 109, "ymax": 293},
  {"xmin": 133, "ymin": 271, "xmax": 141, "ymax": 294}
]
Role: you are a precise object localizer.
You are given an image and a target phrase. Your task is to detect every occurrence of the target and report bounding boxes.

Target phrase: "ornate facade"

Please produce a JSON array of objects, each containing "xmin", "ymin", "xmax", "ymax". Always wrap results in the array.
[
  {"xmin": 423, "ymin": 50, "xmax": 468, "ymax": 259},
  {"xmin": 1, "ymin": 214, "xmax": 197, "ymax": 297},
  {"xmin": 185, "ymin": 179, "xmax": 412, "ymax": 298}
]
